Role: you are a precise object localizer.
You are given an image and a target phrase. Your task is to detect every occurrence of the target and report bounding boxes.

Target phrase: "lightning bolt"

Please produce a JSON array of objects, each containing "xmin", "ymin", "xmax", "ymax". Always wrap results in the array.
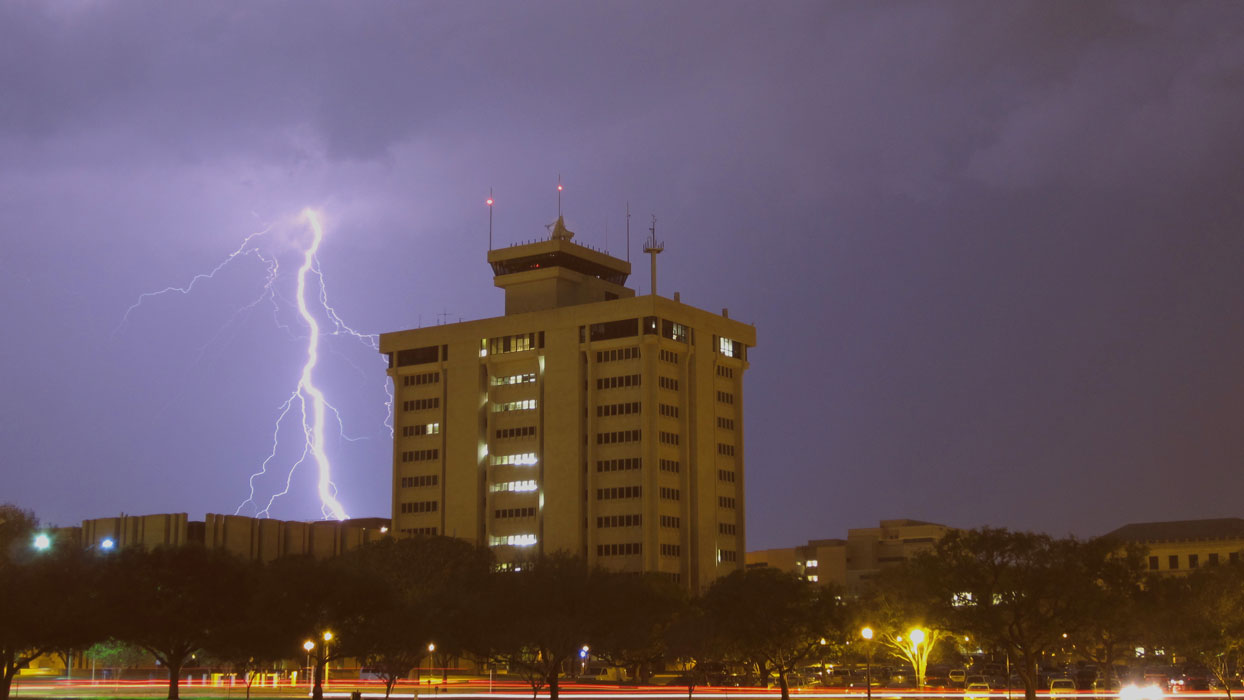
[
  {"xmin": 289, "ymin": 210, "xmax": 345, "ymax": 519},
  {"xmin": 116, "ymin": 209, "xmax": 391, "ymax": 521},
  {"xmin": 112, "ymin": 226, "xmax": 276, "ymax": 338}
]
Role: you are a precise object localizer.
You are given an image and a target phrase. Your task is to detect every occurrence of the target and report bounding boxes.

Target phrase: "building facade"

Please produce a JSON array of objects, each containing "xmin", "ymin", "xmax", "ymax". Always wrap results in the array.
[
  {"xmin": 1104, "ymin": 518, "xmax": 1244, "ymax": 574},
  {"xmin": 378, "ymin": 218, "xmax": 755, "ymax": 589},
  {"xmin": 747, "ymin": 518, "xmax": 951, "ymax": 592}
]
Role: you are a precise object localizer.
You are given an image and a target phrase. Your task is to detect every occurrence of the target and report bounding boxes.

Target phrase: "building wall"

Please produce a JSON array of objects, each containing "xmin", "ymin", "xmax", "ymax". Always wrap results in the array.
[
  {"xmin": 1106, "ymin": 518, "xmax": 1244, "ymax": 575},
  {"xmin": 80, "ymin": 513, "xmax": 189, "ymax": 551},
  {"xmin": 1140, "ymin": 542, "xmax": 1244, "ymax": 573},
  {"xmin": 73, "ymin": 513, "xmax": 388, "ymax": 560}
]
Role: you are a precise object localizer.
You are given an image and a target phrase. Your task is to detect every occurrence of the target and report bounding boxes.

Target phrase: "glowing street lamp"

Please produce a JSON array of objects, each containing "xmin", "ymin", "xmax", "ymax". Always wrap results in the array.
[
  {"xmin": 33, "ymin": 533, "xmax": 51, "ymax": 551},
  {"xmin": 303, "ymin": 641, "xmax": 315, "ymax": 688},
  {"xmin": 322, "ymin": 632, "xmax": 333, "ymax": 685},
  {"xmin": 862, "ymin": 628, "xmax": 874, "ymax": 700}
]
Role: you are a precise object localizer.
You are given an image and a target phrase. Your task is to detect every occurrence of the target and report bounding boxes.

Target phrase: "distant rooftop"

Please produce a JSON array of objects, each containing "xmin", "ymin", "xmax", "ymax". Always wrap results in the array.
[{"xmin": 1104, "ymin": 518, "xmax": 1244, "ymax": 543}]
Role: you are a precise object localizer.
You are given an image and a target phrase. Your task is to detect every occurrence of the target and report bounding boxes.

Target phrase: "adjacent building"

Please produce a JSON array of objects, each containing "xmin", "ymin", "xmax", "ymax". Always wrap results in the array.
[
  {"xmin": 1104, "ymin": 518, "xmax": 1244, "ymax": 574},
  {"xmin": 747, "ymin": 518, "xmax": 951, "ymax": 592},
  {"xmin": 59, "ymin": 512, "xmax": 389, "ymax": 561},
  {"xmin": 378, "ymin": 217, "xmax": 755, "ymax": 590}
]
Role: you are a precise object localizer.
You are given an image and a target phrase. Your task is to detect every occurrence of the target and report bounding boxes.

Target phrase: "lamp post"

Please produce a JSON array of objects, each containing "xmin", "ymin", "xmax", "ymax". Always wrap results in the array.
[
  {"xmin": 427, "ymin": 643, "xmax": 436, "ymax": 687},
  {"xmin": 303, "ymin": 642, "xmax": 315, "ymax": 689},
  {"xmin": 323, "ymin": 632, "xmax": 333, "ymax": 687},
  {"xmin": 861, "ymin": 628, "xmax": 874, "ymax": 700}
]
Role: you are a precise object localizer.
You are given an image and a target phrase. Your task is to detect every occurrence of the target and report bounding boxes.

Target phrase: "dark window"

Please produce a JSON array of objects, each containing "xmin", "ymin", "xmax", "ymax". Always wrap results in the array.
[
  {"xmin": 1189, "ymin": 554, "xmax": 1199, "ymax": 569},
  {"xmin": 1148, "ymin": 556, "xmax": 1159, "ymax": 570},
  {"xmin": 589, "ymin": 318, "xmax": 639, "ymax": 342},
  {"xmin": 1209, "ymin": 553, "xmax": 1220, "ymax": 566},
  {"xmin": 1169, "ymin": 555, "xmax": 1179, "ymax": 570},
  {"xmin": 396, "ymin": 345, "xmax": 439, "ymax": 366}
]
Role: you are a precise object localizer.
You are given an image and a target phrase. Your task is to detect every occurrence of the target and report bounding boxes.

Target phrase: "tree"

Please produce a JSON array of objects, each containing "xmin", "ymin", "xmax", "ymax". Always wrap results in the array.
[
  {"xmin": 880, "ymin": 628, "xmax": 948, "ymax": 689},
  {"xmin": 104, "ymin": 545, "xmax": 251, "ymax": 700},
  {"xmin": 1074, "ymin": 539, "xmax": 1149, "ymax": 682},
  {"xmin": 591, "ymin": 573, "xmax": 687, "ymax": 683},
  {"xmin": 338, "ymin": 535, "xmax": 493, "ymax": 696},
  {"xmin": 260, "ymin": 554, "xmax": 388, "ymax": 700},
  {"xmin": 699, "ymin": 568, "xmax": 844, "ymax": 700},
  {"xmin": 860, "ymin": 566, "xmax": 955, "ymax": 688},
  {"xmin": 906, "ymin": 529, "xmax": 1124, "ymax": 700},
  {"xmin": 478, "ymin": 554, "xmax": 603, "ymax": 699},
  {"xmin": 0, "ymin": 506, "xmax": 104, "ymax": 700},
  {"xmin": 1157, "ymin": 563, "xmax": 1244, "ymax": 699},
  {"xmin": 86, "ymin": 641, "xmax": 154, "ymax": 675},
  {"xmin": 202, "ymin": 560, "xmax": 297, "ymax": 700}
]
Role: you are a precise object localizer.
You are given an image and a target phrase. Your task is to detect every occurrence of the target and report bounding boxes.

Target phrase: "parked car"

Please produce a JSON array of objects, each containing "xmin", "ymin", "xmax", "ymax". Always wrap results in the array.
[
  {"xmin": 965, "ymin": 682, "xmax": 993, "ymax": 699},
  {"xmin": 950, "ymin": 670, "xmax": 968, "ymax": 686},
  {"xmin": 1050, "ymin": 678, "xmax": 1078, "ymax": 695}
]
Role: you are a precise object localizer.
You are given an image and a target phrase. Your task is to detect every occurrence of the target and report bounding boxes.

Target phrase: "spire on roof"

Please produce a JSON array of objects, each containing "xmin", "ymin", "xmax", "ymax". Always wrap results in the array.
[{"xmin": 550, "ymin": 215, "xmax": 575, "ymax": 241}]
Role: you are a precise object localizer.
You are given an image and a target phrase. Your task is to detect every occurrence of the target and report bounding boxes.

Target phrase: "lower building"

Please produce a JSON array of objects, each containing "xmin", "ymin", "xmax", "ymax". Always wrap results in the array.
[
  {"xmin": 1104, "ymin": 518, "xmax": 1244, "ymax": 574},
  {"xmin": 58, "ymin": 512, "xmax": 390, "ymax": 561},
  {"xmin": 747, "ymin": 518, "xmax": 951, "ymax": 592}
]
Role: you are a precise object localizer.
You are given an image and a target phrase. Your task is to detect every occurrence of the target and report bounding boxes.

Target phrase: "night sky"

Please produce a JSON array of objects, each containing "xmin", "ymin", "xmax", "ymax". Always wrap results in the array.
[{"xmin": 3, "ymin": 2, "xmax": 1242, "ymax": 550}]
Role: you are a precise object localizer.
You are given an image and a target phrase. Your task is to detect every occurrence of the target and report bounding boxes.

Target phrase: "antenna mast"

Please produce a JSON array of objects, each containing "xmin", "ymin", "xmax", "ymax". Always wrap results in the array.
[
  {"xmin": 643, "ymin": 215, "xmax": 664, "ymax": 297},
  {"xmin": 557, "ymin": 174, "xmax": 563, "ymax": 218},
  {"xmin": 625, "ymin": 202, "xmax": 631, "ymax": 263},
  {"xmin": 486, "ymin": 188, "xmax": 494, "ymax": 250}
]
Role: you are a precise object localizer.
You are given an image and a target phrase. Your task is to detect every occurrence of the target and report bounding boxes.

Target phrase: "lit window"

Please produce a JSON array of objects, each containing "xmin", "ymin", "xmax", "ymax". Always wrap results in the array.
[
  {"xmin": 805, "ymin": 559, "xmax": 818, "ymax": 568},
  {"xmin": 490, "ymin": 534, "xmax": 537, "ymax": 547},
  {"xmin": 491, "ymin": 372, "xmax": 536, "ymax": 386},
  {"xmin": 493, "ymin": 399, "xmax": 537, "ymax": 412},
  {"xmin": 808, "ymin": 575, "xmax": 819, "ymax": 582},
  {"xmin": 491, "ymin": 453, "xmax": 538, "ymax": 466},
  {"xmin": 490, "ymin": 480, "xmax": 538, "ymax": 493}
]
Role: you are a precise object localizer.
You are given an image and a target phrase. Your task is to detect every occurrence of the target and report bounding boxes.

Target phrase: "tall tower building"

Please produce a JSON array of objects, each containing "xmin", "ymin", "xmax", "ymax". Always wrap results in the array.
[{"xmin": 379, "ymin": 217, "xmax": 754, "ymax": 589}]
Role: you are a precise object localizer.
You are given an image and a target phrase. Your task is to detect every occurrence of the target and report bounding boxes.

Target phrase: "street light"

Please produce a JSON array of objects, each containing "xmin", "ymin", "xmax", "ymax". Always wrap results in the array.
[
  {"xmin": 427, "ymin": 643, "xmax": 436, "ymax": 686},
  {"xmin": 322, "ymin": 632, "xmax": 333, "ymax": 686},
  {"xmin": 33, "ymin": 533, "xmax": 51, "ymax": 551},
  {"xmin": 303, "ymin": 641, "xmax": 315, "ymax": 688},
  {"xmin": 862, "ymin": 628, "xmax": 874, "ymax": 700}
]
